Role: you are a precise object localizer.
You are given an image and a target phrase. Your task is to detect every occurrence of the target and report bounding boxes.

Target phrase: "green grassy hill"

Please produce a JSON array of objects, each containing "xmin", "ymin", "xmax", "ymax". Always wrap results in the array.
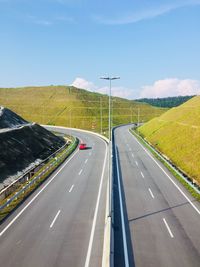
[
  {"xmin": 138, "ymin": 95, "xmax": 200, "ymax": 184},
  {"xmin": 0, "ymin": 85, "xmax": 165, "ymax": 135}
]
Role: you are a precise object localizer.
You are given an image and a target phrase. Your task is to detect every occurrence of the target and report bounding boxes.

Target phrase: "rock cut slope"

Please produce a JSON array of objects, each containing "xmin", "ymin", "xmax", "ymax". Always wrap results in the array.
[
  {"xmin": 0, "ymin": 107, "xmax": 65, "ymax": 185},
  {"xmin": 138, "ymin": 95, "xmax": 200, "ymax": 185},
  {"xmin": 0, "ymin": 106, "xmax": 27, "ymax": 129}
]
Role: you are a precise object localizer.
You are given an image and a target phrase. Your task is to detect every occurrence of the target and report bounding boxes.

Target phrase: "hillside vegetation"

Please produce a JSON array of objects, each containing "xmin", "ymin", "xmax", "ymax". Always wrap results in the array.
[
  {"xmin": 138, "ymin": 95, "xmax": 200, "ymax": 185},
  {"xmin": 137, "ymin": 95, "xmax": 194, "ymax": 108},
  {"xmin": 0, "ymin": 86, "xmax": 166, "ymax": 135}
]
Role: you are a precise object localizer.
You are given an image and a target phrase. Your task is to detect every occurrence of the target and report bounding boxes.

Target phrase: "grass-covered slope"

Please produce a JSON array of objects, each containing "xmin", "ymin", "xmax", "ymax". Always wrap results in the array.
[
  {"xmin": 0, "ymin": 86, "xmax": 166, "ymax": 134},
  {"xmin": 138, "ymin": 95, "xmax": 200, "ymax": 184}
]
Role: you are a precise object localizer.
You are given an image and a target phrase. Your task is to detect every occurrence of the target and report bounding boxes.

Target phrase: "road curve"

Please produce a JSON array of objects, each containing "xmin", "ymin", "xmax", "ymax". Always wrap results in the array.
[
  {"xmin": 113, "ymin": 125, "xmax": 200, "ymax": 267},
  {"xmin": 0, "ymin": 127, "xmax": 108, "ymax": 267}
]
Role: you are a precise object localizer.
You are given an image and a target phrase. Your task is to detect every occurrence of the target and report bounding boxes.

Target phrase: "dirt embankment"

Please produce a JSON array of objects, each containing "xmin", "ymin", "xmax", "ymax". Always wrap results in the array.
[{"xmin": 0, "ymin": 107, "xmax": 65, "ymax": 184}]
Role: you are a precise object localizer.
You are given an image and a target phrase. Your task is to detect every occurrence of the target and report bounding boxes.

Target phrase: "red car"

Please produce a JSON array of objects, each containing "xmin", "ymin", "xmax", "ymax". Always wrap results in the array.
[{"xmin": 79, "ymin": 143, "xmax": 87, "ymax": 150}]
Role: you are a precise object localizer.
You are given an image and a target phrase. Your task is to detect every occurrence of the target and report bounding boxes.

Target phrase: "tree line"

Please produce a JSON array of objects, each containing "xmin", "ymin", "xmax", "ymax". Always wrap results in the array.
[{"xmin": 136, "ymin": 95, "xmax": 195, "ymax": 108}]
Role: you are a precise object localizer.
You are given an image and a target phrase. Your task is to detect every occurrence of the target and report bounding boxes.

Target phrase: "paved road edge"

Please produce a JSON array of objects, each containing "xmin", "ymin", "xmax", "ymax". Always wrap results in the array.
[{"xmin": 44, "ymin": 125, "xmax": 111, "ymax": 267}]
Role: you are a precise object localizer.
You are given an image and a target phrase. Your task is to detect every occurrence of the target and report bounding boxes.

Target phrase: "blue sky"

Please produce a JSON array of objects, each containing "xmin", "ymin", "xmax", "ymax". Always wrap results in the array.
[{"xmin": 0, "ymin": 0, "xmax": 200, "ymax": 98}]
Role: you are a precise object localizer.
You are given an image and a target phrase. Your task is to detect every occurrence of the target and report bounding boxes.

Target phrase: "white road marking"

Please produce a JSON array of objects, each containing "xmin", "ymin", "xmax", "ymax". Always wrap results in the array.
[
  {"xmin": 140, "ymin": 171, "xmax": 144, "ymax": 178},
  {"xmin": 148, "ymin": 188, "xmax": 155, "ymax": 199},
  {"xmin": 50, "ymin": 210, "xmax": 61, "ymax": 229},
  {"xmin": 115, "ymin": 146, "xmax": 130, "ymax": 267},
  {"xmin": 0, "ymin": 149, "xmax": 79, "ymax": 237},
  {"xmin": 129, "ymin": 148, "xmax": 131, "ymax": 151},
  {"xmin": 129, "ymin": 131, "xmax": 200, "ymax": 215},
  {"xmin": 84, "ymin": 141, "xmax": 108, "ymax": 267},
  {"xmin": 85, "ymin": 159, "xmax": 88, "ymax": 164},
  {"xmin": 163, "ymin": 218, "xmax": 174, "ymax": 238},
  {"xmin": 131, "ymin": 153, "xmax": 134, "ymax": 158},
  {"xmin": 79, "ymin": 169, "xmax": 83, "ymax": 175},
  {"xmin": 69, "ymin": 184, "xmax": 74, "ymax": 193},
  {"xmin": 135, "ymin": 161, "xmax": 138, "ymax": 166}
]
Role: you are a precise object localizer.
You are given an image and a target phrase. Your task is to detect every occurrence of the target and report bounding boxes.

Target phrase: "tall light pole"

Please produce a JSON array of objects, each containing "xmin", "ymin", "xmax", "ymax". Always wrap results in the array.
[
  {"xmin": 68, "ymin": 108, "xmax": 72, "ymax": 139},
  {"xmin": 100, "ymin": 76, "xmax": 120, "ymax": 216},
  {"xmin": 100, "ymin": 76, "xmax": 120, "ymax": 140},
  {"xmin": 100, "ymin": 97, "xmax": 103, "ymax": 135},
  {"xmin": 137, "ymin": 107, "xmax": 140, "ymax": 127}
]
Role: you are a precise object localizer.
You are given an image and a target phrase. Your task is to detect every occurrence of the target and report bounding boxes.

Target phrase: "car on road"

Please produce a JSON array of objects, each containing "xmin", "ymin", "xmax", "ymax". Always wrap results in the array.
[{"xmin": 79, "ymin": 143, "xmax": 87, "ymax": 150}]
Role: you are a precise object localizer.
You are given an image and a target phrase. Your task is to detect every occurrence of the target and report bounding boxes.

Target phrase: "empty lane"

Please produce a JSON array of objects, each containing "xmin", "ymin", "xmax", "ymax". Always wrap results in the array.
[{"xmin": 113, "ymin": 125, "xmax": 200, "ymax": 267}]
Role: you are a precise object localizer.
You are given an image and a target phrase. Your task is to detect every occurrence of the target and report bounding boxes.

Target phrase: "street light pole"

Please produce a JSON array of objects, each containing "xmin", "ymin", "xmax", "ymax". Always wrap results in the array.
[
  {"xmin": 100, "ymin": 97, "xmax": 103, "ymax": 135},
  {"xmin": 68, "ymin": 108, "xmax": 72, "ymax": 140},
  {"xmin": 100, "ymin": 76, "xmax": 120, "ymax": 139},
  {"xmin": 100, "ymin": 76, "xmax": 120, "ymax": 217}
]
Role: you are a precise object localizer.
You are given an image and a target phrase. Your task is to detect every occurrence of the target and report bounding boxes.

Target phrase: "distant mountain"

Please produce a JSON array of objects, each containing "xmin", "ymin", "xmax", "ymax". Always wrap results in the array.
[
  {"xmin": 136, "ymin": 95, "xmax": 194, "ymax": 108},
  {"xmin": 138, "ymin": 96, "xmax": 200, "ymax": 185}
]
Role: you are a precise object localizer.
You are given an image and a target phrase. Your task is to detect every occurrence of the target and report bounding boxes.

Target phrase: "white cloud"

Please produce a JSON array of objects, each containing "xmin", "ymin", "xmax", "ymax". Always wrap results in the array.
[
  {"xmin": 140, "ymin": 78, "xmax": 200, "ymax": 98},
  {"xmin": 71, "ymin": 77, "xmax": 97, "ymax": 91},
  {"xmin": 71, "ymin": 77, "xmax": 135, "ymax": 99},
  {"xmin": 96, "ymin": 86, "xmax": 133, "ymax": 99},
  {"xmin": 55, "ymin": 15, "xmax": 75, "ymax": 23},
  {"xmin": 94, "ymin": 0, "xmax": 200, "ymax": 25},
  {"xmin": 71, "ymin": 77, "xmax": 200, "ymax": 99},
  {"xmin": 27, "ymin": 14, "xmax": 75, "ymax": 26},
  {"xmin": 35, "ymin": 20, "xmax": 52, "ymax": 26},
  {"xmin": 26, "ymin": 15, "xmax": 53, "ymax": 26}
]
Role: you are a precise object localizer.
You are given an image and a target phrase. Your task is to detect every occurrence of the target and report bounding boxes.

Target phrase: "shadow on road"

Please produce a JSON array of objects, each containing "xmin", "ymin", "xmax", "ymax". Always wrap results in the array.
[
  {"xmin": 129, "ymin": 201, "xmax": 191, "ymax": 222},
  {"xmin": 112, "ymin": 143, "xmax": 136, "ymax": 267}
]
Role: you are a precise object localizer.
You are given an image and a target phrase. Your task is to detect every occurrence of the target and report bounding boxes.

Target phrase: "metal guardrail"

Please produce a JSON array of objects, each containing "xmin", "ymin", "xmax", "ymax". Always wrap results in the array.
[
  {"xmin": 131, "ymin": 128, "xmax": 200, "ymax": 194},
  {"xmin": 0, "ymin": 140, "xmax": 69, "ymax": 199},
  {"xmin": 0, "ymin": 138, "xmax": 78, "ymax": 211}
]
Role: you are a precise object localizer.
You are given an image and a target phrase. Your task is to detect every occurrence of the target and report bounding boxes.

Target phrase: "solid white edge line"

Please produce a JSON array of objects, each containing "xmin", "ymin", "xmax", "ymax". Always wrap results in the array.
[
  {"xmin": 140, "ymin": 171, "xmax": 144, "ymax": 178},
  {"xmin": 44, "ymin": 125, "xmax": 111, "ymax": 267},
  {"xmin": 69, "ymin": 184, "xmax": 74, "ymax": 193},
  {"xmin": 85, "ymin": 159, "xmax": 88, "ymax": 164},
  {"xmin": 115, "ymin": 145, "xmax": 130, "ymax": 267},
  {"xmin": 84, "ymin": 140, "xmax": 108, "ymax": 267},
  {"xmin": 50, "ymin": 210, "xmax": 61, "ymax": 229},
  {"xmin": 129, "ymin": 131, "xmax": 200, "ymax": 215},
  {"xmin": 163, "ymin": 218, "xmax": 174, "ymax": 238},
  {"xmin": 0, "ymin": 149, "xmax": 79, "ymax": 237},
  {"xmin": 101, "ymin": 174, "xmax": 110, "ymax": 267},
  {"xmin": 148, "ymin": 188, "xmax": 155, "ymax": 199},
  {"xmin": 79, "ymin": 169, "xmax": 83, "ymax": 175}
]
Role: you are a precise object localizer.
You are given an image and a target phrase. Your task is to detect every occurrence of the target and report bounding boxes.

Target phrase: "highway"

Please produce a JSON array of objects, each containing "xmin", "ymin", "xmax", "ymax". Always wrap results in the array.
[
  {"xmin": 113, "ymin": 125, "xmax": 200, "ymax": 267},
  {"xmin": 0, "ymin": 128, "xmax": 108, "ymax": 267}
]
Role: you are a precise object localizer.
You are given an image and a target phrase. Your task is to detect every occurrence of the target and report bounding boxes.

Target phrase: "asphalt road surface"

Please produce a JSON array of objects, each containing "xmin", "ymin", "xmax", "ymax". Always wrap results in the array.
[
  {"xmin": 0, "ymin": 127, "xmax": 108, "ymax": 267},
  {"xmin": 113, "ymin": 125, "xmax": 200, "ymax": 267}
]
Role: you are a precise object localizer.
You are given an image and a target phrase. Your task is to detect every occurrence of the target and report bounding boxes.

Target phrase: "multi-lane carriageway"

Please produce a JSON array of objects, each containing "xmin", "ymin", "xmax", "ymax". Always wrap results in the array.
[
  {"xmin": 113, "ymin": 125, "xmax": 200, "ymax": 267},
  {"xmin": 0, "ymin": 127, "xmax": 108, "ymax": 267},
  {"xmin": 0, "ymin": 125, "xmax": 199, "ymax": 267}
]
